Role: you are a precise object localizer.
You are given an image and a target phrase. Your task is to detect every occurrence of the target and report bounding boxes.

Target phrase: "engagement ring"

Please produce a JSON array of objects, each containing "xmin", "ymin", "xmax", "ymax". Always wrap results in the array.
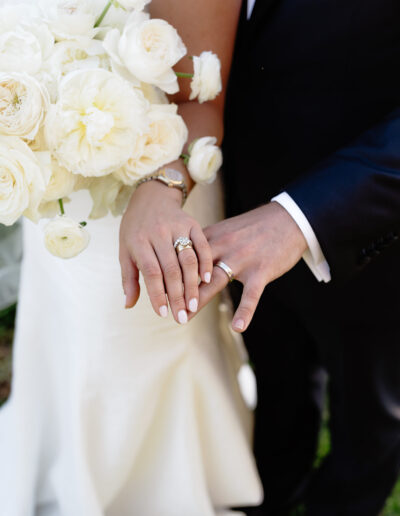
[{"xmin": 174, "ymin": 237, "xmax": 193, "ymax": 254}]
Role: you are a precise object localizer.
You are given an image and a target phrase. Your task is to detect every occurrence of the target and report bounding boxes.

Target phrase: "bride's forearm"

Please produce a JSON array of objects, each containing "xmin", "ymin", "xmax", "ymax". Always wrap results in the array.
[
  {"xmin": 148, "ymin": 0, "xmax": 241, "ymax": 194},
  {"xmin": 163, "ymin": 101, "xmax": 224, "ymax": 195}
]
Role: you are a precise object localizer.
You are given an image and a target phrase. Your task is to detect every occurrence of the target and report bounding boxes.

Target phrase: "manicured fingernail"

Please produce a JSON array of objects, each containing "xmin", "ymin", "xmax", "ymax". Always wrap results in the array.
[
  {"xmin": 233, "ymin": 319, "xmax": 245, "ymax": 331},
  {"xmin": 178, "ymin": 310, "xmax": 188, "ymax": 324},
  {"xmin": 204, "ymin": 272, "xmax": 211, "ymax": 284},
  {"xmin": 159, "ymin": 305, "xmax": 168, "ymax": 318},
  {"xmin": 189, "ymin": 298, "xmax": 198, "ymax": 313}
]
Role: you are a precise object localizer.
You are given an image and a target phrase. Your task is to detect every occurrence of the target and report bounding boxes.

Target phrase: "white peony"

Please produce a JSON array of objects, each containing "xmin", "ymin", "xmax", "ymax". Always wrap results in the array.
[
  {"xmin": 115, "ymin": 104, "xmax": 188, "ymax": 184},
  {"xmin": 0, "ymin": 20, "xmax": 54, "ymax": 76},
  {"xmin": 45, "ymin": 69, "xmax": 149, "ymax": 177},
  {"xmin": 0, "ymin": 73, "xmax": 50, "ymax": 141},
  {"xmin": 37, "ymin": 0, "xmax": 100, "ymax": 42},
  {"xmin": 44, "ymin": 215, "xmax": 90, "ymax": 259},
  {"xmin": 42, "ymin": 158, "xmax": 76, "ymax": 202},
  {"xmin": 48, "ymin": 39, "xmax": 111, "ymax": 76},
  {"xmin": 187, "ymin": 137, "xmax": 223, "ymax": 184},
  {"xmin": 190, "ymin": 51, "xmax": 222, "ymax": 104},
  {"xmin": 103, "ymin": 11, "xmax": 186, "ymax": 93},
  {"xmin": 0, "ymin": 136, "xmax": 50, "ymax": 226},
  {"xmin": 139, "ymin": 83, "xmax": 168, "ymax": 105},
  {"xmin": 116, "ymin": 0, "xmax": 151, "ymax": 10},
  {"xmin": 39, "ymin": 38, "xmax": 111, "ymax": 101},
  {"xmin": 88, "ymin": 175, "xmax": 133, "ymax": 219}
]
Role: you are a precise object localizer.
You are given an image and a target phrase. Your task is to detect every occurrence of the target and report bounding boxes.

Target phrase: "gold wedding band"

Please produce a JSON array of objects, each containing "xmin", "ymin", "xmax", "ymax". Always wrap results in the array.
[
  {"xmin": 216, "ymin": 261, "xmax": 235, "ymax": 283},
  {"xmin": 174, "ymin": 237, "xmax": 193, "ymax": 254}
]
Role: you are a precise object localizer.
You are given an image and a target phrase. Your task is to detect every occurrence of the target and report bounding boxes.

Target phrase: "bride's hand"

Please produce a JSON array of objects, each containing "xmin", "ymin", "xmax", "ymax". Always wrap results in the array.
[{"xmin": 119, "ymin": 180, "xmax": 213, "ymax": 324}]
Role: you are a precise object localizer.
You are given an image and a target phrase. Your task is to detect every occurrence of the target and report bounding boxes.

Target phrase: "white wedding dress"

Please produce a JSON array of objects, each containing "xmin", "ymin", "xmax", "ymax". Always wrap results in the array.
[{"xmin": 0, "ymin": 182, "xmax": 263, "ymax": 516}]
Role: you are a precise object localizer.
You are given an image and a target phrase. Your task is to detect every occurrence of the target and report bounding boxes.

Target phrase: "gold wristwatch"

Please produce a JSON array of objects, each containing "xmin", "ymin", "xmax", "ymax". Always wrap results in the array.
[{"xmin": 135, "ymin": 168, "xmax": 188, "ymax": 206}]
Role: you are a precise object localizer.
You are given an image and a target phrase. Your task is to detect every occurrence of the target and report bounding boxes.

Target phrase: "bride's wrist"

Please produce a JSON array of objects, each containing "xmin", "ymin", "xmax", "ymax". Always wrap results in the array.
[{"xmin": 133, "ymin": 179, "xmax": 183, "ymax": 206}]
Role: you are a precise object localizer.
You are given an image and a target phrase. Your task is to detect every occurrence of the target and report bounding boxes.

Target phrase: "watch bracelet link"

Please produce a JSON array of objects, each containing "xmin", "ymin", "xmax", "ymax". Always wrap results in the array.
[{"xmin": 135, "ymin": 171, "xmax": 188, "ymax": 206}]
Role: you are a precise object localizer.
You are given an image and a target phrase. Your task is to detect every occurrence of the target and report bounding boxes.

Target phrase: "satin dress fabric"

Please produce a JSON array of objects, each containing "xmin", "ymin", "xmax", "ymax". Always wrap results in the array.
[{"xmin": 0, "ymin": 183, "xmax": 263, "ymax": 516}]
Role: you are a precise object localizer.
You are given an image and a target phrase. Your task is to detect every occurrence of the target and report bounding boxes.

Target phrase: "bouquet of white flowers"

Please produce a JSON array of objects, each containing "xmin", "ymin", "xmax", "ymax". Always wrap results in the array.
[{"xmin": 0, "ymin": 0, "xmax": 223, "ymax": 258}]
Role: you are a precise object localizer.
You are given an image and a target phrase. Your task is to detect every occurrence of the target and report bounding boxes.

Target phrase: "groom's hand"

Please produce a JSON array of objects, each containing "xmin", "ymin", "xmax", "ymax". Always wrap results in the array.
[{"xmin": 190, "ymin": 202, "xmax": 308, "ymax": 332}]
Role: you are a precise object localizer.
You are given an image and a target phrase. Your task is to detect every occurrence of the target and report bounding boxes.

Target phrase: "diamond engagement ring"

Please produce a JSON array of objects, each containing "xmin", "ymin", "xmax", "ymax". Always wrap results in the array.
[
  {"xmin": 174, "ymin": 237, "xmax": 193, "ymax": 254},
  {"xmin": 216, "ymin": 261, "xmax": 235, "ymax": 283}
]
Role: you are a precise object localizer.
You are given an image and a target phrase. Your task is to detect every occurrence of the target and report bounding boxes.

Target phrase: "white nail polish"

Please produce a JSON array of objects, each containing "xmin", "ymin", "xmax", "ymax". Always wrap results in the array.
[
  {"xmin": 159, "ymin": 305, "xmax": 168, "ymax": 318},
  {"xmin": 189, "ymin": 298, "xmax": 198, "ymax": 313},
  {"xmin": 204, "ymin": 272, "xmax": 211, "ymax": 284},
  {"xmin": 178, "ymin": 310, "xmax": 188, "ymax": 324},
  {"xmin": 233, "ymin": 319, "xmax": 245, "ymax": 331}
]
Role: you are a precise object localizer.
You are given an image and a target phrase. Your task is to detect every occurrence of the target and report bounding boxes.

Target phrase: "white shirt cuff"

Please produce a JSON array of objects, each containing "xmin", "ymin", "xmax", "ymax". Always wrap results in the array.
[{"xmin": 271, "ymin": 192, "xmax": 331, "ymax": 283}]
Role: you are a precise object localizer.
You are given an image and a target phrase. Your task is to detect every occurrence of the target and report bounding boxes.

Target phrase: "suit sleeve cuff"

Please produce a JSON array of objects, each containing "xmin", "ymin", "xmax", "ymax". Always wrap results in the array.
[{"xmin": 271, "ymin": 192, "xmax": 331, "ymax": 283}]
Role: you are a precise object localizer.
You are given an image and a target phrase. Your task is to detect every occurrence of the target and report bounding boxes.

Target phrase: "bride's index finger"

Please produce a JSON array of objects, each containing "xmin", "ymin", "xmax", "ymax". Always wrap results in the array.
[
  {"xmin": 191, "ymin": 224, "xmax": 213, "ymax": 284},
  {"xmin": 135, "ymin": 244, "xmax": 169, "ymax": 319}
]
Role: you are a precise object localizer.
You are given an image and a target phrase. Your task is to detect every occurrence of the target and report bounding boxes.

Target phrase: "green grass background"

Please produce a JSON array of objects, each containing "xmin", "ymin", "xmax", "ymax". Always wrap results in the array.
[{"xmin": 0, "ymin": 306, "xmax": 399, "ymax": 514}]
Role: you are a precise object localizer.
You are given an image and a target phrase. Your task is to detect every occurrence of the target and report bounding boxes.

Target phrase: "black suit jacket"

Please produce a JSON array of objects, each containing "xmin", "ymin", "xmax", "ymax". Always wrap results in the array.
[{"xmin": 223, "ymin": 0, "xmax": 400, "ymax": 336}]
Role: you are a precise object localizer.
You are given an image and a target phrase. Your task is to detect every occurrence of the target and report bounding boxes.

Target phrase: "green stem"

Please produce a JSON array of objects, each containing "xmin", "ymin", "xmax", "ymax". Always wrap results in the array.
[
  {"xmin": 94, "ymin": 0, "xmax": 113, "ymax": 28},
  {"xmin": 180, "ymin": 153, "xmax": 190, "ymax": 166},
  {"xmin": 58, "ymin": 199, "xmax": 65, "ymax": 216},
  {"xmin": 175, "ymin": 72, "xmax": 194, "ymax": 79}
]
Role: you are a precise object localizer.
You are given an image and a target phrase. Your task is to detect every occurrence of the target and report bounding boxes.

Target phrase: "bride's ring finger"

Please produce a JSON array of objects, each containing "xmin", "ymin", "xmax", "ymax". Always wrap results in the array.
[{"xmin": 175, "ymin": 236, "xmax": 199, "ymax": 314}]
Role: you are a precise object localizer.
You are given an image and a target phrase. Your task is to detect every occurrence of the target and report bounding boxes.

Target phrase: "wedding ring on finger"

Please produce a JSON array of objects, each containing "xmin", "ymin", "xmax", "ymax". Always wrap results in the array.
[
  {"xmin": 216, "ymin": 260, "xmax": 235, "ymax": 283},
  {"xmin": 174, "ymin": 237, "xmax": 194, "ymax": 254}
]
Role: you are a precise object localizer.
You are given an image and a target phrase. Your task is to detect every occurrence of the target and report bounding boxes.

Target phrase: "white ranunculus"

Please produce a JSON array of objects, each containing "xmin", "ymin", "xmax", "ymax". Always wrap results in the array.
[
  {"xmin": 37, "ymin": 0, "xmax": 100, "ymax": 42},
  {"xmin": 103, "ymin": 11, "xmax": 186, "ymax": 93},
  {"xmin": 0, "ymin": 136, "xmax": 50, "ymax": 226},
  {"xmin": 0, "ymin": 73, "xmax": 50, "ymax": 141},
  {"xmin": 190, "ymin": 51, "xmax": 222, "ymax": 104},
  {"xmin": 0, "ymin": 20, "xmax": 54, "ymax": 76},
  {"xmin": 88, "ymin": 175, "xmax": 133, "ymax": 219},
  {"xmin": 187, "ymin": 136, "xmax": 223, "ymax": 184},
  {"xmin": 44, "ymin": 215, "xmax": 90, "ymax": 259},
  {"xmin": 115, "ymin": 104, "xmax": 188, "ymax": 185},
  {"xmin": 45, "ymin": 69, "xmax": 149, "ymax": 177},
  {"xmin": 42, "ymin": 158, "xmax": 76, "ymax": 202}
]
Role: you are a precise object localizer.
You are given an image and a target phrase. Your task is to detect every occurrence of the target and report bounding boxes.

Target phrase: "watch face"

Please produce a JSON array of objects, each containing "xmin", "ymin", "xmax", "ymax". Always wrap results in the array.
[{"xmin": 164, "ymin": 168, "xmax": 184, "ymax": 184}]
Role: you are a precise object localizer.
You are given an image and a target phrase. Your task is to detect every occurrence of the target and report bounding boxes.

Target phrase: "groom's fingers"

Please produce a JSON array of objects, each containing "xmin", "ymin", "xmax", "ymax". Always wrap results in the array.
[
  {"xmin": 188, "ymin": 266, "xmax": 229, "ymax": 321},
  {"xmin": 120, "ymin": 250, "xmax": 140, "ymax": 309},
  {"xmin": 191, "ymin": 225, "xmax": 213, "ymax": 284},
  {"xmin": 231, "ymin": 278, "xmax": 265, "ymax": 333}
]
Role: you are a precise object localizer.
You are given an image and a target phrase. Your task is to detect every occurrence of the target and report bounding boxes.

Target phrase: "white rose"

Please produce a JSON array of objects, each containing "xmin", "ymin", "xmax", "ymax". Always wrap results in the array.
[
  {"xmin": 37, "ymin": 0, "xmax": 99, "ymax": 42},
  {"xmin": 0, "ymin": 73, "xmax": 50, "ymax": 141},
  {"xmin": 45, "ymin": 69, "xmax": 149, "ymax": 177},
  {"xmin": 190, "ymin": 51, "xmax": 222, "ymax": 104},
  {"xmin": 0, "ymin": 20, "xmax": 54, "ymax": 76},
  {"xmin": 42, "ymin": 158, "xmax": 76, "ymax": 202},
  {"xmin": 0, "ymin": 136, "xmax": 50, "ymax": 226},
  {"xmin": 88, "ymin": 175, "xmax": 133, "ymax": 219},
  {"xmin": 103, "ymin": 11, "xmax": 186, "ymax": 93},
  {"xmin": 115, "ymin": 104, "xmax": 188, "ymax": 184},
  {"xmin": 187, "ymin": 137, "xmax": 223, "ymax": 184},
  {"xmin": 44, "ymin": 215, "xmax": 90, "ymax": 259}
]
